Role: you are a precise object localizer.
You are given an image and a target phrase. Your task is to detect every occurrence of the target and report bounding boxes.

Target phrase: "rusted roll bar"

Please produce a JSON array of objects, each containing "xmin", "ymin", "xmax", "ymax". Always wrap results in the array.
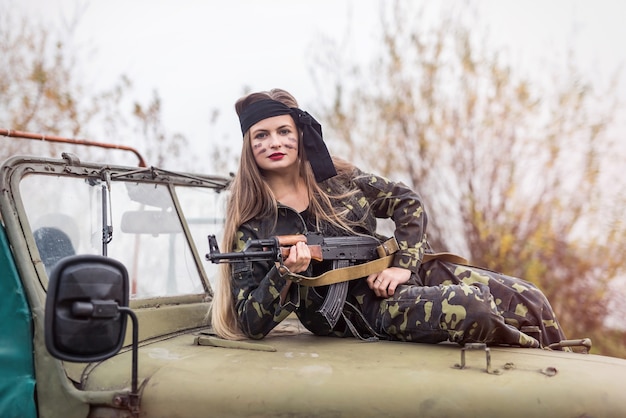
[{"xmin": 0, "ymin": 129, "xmax": 147, "ymax": 167}]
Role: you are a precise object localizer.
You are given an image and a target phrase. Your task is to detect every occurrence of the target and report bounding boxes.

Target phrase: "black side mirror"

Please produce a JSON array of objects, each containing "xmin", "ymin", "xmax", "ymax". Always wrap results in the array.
[{"xmin": 45, "ymin": 255, "xmax": 129, "ymax": 362}]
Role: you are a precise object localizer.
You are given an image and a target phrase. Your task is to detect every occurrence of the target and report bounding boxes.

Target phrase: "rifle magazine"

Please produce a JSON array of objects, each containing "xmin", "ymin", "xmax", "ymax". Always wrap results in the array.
[{"xmin": 317, "ymin": 281, "xmax": 349, "ymax": 329}]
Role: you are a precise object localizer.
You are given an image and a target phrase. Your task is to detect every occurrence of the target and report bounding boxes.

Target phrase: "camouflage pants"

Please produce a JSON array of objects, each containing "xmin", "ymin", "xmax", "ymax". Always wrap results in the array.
[{"xmin": 374, "ymin": 260, "xmax": 566, "ymax": 348}]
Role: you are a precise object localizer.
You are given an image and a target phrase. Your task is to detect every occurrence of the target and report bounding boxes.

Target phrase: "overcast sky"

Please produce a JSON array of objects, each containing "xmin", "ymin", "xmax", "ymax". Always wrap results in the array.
[{"xmin": 10, "ymin": 0, "xmax": 626, "ymax": 171}]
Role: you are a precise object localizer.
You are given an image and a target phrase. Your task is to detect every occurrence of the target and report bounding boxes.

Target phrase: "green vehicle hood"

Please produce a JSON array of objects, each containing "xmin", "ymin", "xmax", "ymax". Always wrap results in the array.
[{"xmin": 71, "ymin": 325, "xmax": 626, "ymax": 418}]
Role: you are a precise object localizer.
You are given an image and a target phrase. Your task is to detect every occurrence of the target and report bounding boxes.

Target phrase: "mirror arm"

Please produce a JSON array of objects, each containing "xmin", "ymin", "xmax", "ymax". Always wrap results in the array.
[
  {"xmin": 119, "ymin": 307, "xmax": 139, "ymax": 403},
  {"xmin": 70, "ymin": 302, "xmax": 140, "ymax": 409}
]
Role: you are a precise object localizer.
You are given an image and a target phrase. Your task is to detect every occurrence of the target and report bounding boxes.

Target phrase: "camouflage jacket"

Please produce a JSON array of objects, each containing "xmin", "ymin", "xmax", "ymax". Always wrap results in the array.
[{"xmin": 230, "ymin": 167, "xmax": 427, "ymax": 339}]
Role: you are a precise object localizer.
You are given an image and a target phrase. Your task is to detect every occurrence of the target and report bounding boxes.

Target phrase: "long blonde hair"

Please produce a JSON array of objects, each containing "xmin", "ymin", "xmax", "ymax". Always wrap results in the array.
[{"xmin": 210, "ymin": 88, "xmax": 361, "ymax": 339}]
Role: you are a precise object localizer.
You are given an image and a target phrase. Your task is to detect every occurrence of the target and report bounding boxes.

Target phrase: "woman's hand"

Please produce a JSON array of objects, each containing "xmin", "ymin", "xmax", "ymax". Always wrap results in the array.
[
  {"xmin": 282, "ymin": 241, "xmax": 311, "ymax": 274},
  {"xmin": 276, "ymin": 241, "xmax": 311, "ymax": 303},
  {"xmin": 367, "ymin": 267, "xmax": 411, "ymax": 298}
]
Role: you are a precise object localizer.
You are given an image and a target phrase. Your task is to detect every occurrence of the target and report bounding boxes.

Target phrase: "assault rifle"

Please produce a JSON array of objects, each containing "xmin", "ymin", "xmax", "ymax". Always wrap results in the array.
[
  {"xmin": 206, "ymin": 232, "xmax": 397, "ymax": 328},
  {"xmin": 206, "ymin": 232, "xmax": 383, "ymax": 265}
]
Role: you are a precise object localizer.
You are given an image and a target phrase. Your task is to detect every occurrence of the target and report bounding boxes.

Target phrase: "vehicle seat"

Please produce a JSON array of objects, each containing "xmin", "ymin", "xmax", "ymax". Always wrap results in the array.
[{"xmin": 33, "ymin": 227, "xmax": 76, "ymax": 274}]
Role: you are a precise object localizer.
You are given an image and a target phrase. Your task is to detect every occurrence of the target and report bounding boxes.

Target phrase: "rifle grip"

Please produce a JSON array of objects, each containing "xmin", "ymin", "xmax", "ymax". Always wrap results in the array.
[{"xmin": 279, "ymin": 245, "xmax": 323, "ymax": 262}]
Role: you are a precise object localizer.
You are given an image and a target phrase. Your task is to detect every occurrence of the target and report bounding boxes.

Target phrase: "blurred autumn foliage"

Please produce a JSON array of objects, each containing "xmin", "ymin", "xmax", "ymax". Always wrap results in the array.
[
  {"xmin": 312, "ymin": 1, "xmax": 626, "ymax": 357},
  {"xmin": 0, "ymin": 5, "xmax": 185, "ymax": 167}
]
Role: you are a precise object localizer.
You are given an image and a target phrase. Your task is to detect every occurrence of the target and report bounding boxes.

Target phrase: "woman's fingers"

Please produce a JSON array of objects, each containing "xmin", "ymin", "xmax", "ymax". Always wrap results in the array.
[
  {"xmin": 284, "ymin": 241, "xmax": 311, "ymax": 273},
  {"xmin": 368, "ymin": 267, "xmax": 411, "ymax": 297}
]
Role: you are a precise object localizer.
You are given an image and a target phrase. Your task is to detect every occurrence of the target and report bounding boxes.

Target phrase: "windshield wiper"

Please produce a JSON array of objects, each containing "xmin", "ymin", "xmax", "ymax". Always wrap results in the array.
[{"xmin": 101, "ymin": 170, "xmax": 113, "ymax": 255}]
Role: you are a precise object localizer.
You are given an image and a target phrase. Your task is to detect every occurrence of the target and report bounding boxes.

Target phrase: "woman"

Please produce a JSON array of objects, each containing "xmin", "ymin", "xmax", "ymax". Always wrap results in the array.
[{"xmin": 211, "ymin": 88, "xmax": 566, "ymax": 348}]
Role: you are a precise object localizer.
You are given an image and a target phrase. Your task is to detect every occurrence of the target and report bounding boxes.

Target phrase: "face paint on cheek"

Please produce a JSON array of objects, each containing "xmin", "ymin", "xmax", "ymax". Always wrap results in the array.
[
  {"xmin": 284, "ymin": 136, "xmax": 297, "ymax": 150},
  {"xmin": 253, "ymin": 143, "xmax": 266, "ymax": 155}
]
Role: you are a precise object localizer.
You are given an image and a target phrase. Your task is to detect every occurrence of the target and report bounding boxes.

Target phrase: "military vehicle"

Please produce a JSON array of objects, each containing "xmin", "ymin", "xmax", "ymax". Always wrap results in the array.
[{"xmin": 2, "ymin": 129, "xmax": 626, "ymax": 418}]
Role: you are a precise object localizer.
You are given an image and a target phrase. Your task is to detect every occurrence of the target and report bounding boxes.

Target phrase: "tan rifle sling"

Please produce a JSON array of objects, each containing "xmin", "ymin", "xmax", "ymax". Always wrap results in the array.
[{"xmin": 286, "ymin": 237, "xmax": 469, "ymax": 287}]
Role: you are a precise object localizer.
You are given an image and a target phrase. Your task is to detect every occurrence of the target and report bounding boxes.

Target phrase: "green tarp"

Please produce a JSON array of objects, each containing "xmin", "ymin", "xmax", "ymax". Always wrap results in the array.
[{"xmin": 0, "ymin": 225, "xmax": 36, "ymax": 418}]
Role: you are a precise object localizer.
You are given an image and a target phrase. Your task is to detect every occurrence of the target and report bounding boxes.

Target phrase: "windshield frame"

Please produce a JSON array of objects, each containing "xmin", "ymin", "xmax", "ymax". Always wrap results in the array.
[{"xmin": 0, "ymin": 154, "xmax": 230, "ymax": 307}]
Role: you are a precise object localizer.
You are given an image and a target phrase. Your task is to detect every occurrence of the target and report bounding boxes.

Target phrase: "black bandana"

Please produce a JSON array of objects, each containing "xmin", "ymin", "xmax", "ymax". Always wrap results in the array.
[{"xmin": 238, "ymin": 99, "xmax": 337, "ymax": 182}]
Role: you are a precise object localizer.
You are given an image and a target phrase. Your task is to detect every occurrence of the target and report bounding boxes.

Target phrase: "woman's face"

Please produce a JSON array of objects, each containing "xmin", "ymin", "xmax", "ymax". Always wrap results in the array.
[{"xmin": 249, "ymin": 114, "xmax": 300, "ymax": 176}]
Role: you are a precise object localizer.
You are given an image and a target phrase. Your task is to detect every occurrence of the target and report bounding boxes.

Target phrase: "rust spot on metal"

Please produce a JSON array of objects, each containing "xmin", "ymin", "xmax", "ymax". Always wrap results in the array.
[{"xmin": 0, "ymin": 129, "xmax": 147, "ymax": 167}]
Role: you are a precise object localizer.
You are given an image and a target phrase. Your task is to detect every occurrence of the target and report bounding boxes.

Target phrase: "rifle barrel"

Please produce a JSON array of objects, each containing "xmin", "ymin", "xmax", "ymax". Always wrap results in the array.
[{"xmin": 207, "ymin": 249, "xmax": 278, "ymax": 263}]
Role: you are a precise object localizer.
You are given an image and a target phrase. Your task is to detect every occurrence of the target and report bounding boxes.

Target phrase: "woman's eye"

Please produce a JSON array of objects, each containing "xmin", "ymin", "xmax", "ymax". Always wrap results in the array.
[
  {"xmin": 254, "ymin": 132, "xmax": 267, "ymax": 140},
  {"xmin": 279, "ymin": 128, "xmax": 291, "ymax": 135}
]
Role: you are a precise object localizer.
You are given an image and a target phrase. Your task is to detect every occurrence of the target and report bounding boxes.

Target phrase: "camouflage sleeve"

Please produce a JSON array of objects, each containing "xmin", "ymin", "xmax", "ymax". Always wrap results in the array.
[
  {"xmin": 230, "ymin": 226, "xmax": 299, "ymax": 339},
  {"xmin": 352, "ymin": 169, "xmax": 428, "ymax": 274}
]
